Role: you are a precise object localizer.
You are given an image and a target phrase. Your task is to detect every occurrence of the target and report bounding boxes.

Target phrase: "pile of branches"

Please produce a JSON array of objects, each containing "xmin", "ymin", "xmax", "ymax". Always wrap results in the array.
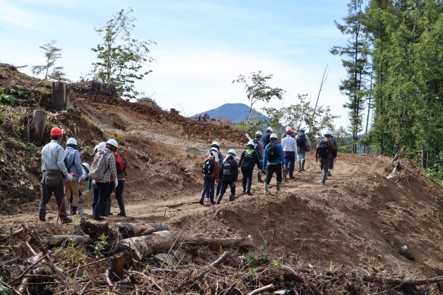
[{"xmin": 0, "ymin": 220, "xmax": 442, "ymax": 294}]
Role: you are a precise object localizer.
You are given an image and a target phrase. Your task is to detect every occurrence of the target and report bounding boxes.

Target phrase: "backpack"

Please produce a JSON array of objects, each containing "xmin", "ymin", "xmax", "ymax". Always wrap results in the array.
[
  {"xmin": 318, "ymin": 141, "xmax": 329, "ymax": 159},
  {"xmin": 115, "ymin": 154, "xmax": 127, "ymax": 174},
  {"xmin": 222, "ymin": 160, "xmax": 232, "ymax": 176},
  {"xmin": 89, "ymin": 150, "xmax": 110, "ymax": 181},
  {"xmin": 241, "ymin": 152, "xmax": 255, "ymax": 169},
  {"xmin": 296, "ymin": 134, "xmax": 306, "ymax": 147},
  {"xmin": 202, "ymin": 158, "xmax": 215, "ymax": 175},
  {"xmin": 266, "ymin": 142, "xmax": 279, "ymax": 161}
]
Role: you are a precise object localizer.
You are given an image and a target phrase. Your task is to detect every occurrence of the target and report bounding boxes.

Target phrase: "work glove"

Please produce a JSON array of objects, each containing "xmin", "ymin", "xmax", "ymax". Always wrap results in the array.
[
  {"xmin": 66, "ymin": 174, "xmax": 73, "ymax": 182},
  {"xmin": 114, "ymin": 179, "xmax": 119, "ymax": 188}
]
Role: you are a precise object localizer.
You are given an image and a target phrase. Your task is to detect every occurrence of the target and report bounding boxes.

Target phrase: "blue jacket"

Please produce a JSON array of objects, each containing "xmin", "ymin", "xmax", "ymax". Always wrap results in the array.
[
  {"xmin": 263, "ymin": 140, "xmax": 285, "ymax": 167},
  {"xmin": 64, "ymin": 146, "xmax": 83, "ymax": 180}
]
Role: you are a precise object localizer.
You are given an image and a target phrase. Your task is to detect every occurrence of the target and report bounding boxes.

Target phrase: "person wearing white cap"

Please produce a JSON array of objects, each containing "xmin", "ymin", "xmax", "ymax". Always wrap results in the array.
[
  {"xmin": 261, "ymin": 126, "xmax": 274, "ymax": 147},
  {"xmin": 64, "ymin": 137, "xmax": 84, "ymax": 215},
  {"xmin": 281, "ymin": 127, "xmax": 297, "ymax": 181},
  {"xmin": 205, "ymin": 140, "xmax": 224, "ymax": 201},
  {"xmin": 253, "ymin": 131, "xmax": 265, "ymax": 182},
  {"xmin": 216, "ymin": 149, "xmax": 239, "ymax": 204},
  {"xmin": 239, "ymin": 141, "xmax": 262, "ymax": 195},
  {"xmin": 263, "ymin": 133, "xmax": 285, "ymax": 192},
  {"xmin": 315, "ymin": 130, "xmax": 336, "ymax": 186}
]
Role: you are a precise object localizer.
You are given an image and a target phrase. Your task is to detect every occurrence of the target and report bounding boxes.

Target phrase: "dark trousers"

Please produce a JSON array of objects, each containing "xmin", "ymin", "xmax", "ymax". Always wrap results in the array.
[
  {"xmin": 217, "ymin": 179, "xmax": 236, "ymax": 204},
  {"xmin": 39, "ymin": 182, "xmax": 67, "ymax": 219},
  {"xmin": 241, "ymin": 167, "xmax": 254, "ymax": 193},
  {"xmin": 93, "ymin": 182, "xmax": 112, "ymax": 219},
  {"xmin": 320, "ymin": 157, "xmax": 329, "ymax": 184},
  {"xmin": 109, "ymin": 180, "xmax": 126, "ymax": 214},
  {"xmin": 265, "ymin": 164, "xmax": 282, "ymax": 184},
  {"xmin": 284, "ymin": 151, "xmax": 296, "ymax": 175},
  {"xmin": 201, "ymin": 176, "xmax": 215, "ymax": 202}
]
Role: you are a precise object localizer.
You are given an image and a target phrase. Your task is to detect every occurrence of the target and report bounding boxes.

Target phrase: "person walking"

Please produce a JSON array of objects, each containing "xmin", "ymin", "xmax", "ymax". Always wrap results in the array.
[
  {"xmin": 91, "ymin": 139, "xmax": 118, "ymax": 221},
  {"xmin": 39, "ymin": 127, "xmax": 72, "ymax": 224},
  {"xmin": 91, "ymin": 142, "xmax": 105, "ymax": 217},
  {"xmin": 206, "ymin": 141, "xmax": 223, "ymax": 201},
  {"xmin": 263, "ymin": 133, "xmax": 285, "ymax": 193},
  {"xmin": 64, "ymin": 137, "xmax": 83, "ymax": 215},
  {"xmin": 295, "ymin": 128, "xmax": 311, "ymax": 172},
  {"xmin": 216, "ymin": 149, "xmax": 239, "ymax": 204},
  {"xmin": 109, "ymin": 151, "xmax": 127, "ymax": 216},
  {"xmin": 316, "ymin": 130, "xmax": 336, "ymax": 186},
  {"xmin": 328, "ymin": 134, "xmax": 338, "ymax": 176},
  {"xmin": 239, "ymin": 140, "xmax": 262, "ymax": 195},
  {"xmin": 253, "ymin": 131, "xmax": 265, "ymax": 183},
  {"xmin": 281, "ymin": 127, "xmax": 297, "ymax": 181},
  {"xmin": 199, "ymin": 149, "xmax": 220, "ymax": 205},
  {"xmin": 261, "ymin": 127, "xmax": 273, "ymax": 148}
]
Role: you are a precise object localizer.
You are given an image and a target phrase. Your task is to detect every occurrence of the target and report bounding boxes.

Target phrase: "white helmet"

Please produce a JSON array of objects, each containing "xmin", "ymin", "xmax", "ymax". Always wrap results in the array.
[
  {"xmin": 106, "ymin": 139, "xmax": 119, "ymax": 148},
  {"xmin": 323, "ymin": 129, "xmax": 333, "ymax": 137},
  {"xmin": 266, "ymin": 127, "xmax": 273, "ymax": 132},
  {"xmin": 67, "ymin": 137, "xmax": 77, "ymax": 145},
  {"xmin": 247, "ymin": 140, "xmax": 254, "ymax": 147},
  {"xmin": 270, "ymin": 133, "xmax": 278, "ymax": 139},
  {"xmin": 93, "ymin": 142, "xmax": 106, "ymax": 154},
  {"xmin": 255, "ymin": 130, "xmax": 262, "ymax": 136},
  {"xmin": 228, "ymin": 149, "xmax": 237, "ymax": 156},
  {"xmin": 210, "ymin": 147, "xmax": 219, "ymax": 158},
  {"xmin": 211, "ymin": 141, "xmax": 220, "ymax": 148},
  {"xmin": 81, "ymin": 163, "xmax": 90, "ymax": 171}
]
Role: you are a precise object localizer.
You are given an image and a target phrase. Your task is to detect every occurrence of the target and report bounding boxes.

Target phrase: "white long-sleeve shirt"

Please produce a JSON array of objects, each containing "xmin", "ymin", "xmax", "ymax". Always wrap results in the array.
[{"xmin": 281, "ymin": 135, "xmax": 298, "ymax": 153}]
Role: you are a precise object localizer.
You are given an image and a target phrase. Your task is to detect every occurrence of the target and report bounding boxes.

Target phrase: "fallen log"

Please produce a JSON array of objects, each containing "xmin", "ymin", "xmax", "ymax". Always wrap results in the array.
[
  {"xmin": 115, "ymin": 230, "xmax": 175, "ymax": 260},
  {"xmin": 118, "ymin": 223, "xmax": 169, "ymax": 238},
  {"xmin": 179, "ymin": 235, "xmax": 255, "ymax": 249},
  {"xmin": 40, "ymin": 235, "xmax": 92, "ymax": 248}
]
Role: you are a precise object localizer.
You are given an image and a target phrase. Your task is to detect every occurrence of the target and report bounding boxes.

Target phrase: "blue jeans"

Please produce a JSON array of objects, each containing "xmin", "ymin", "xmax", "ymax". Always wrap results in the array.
[
  {"xmin": 320, "ymin": 157, "xmax": 329, "ymax": 184},
  {"xmin": 201, "ymin": 176, "xmax": 215, "ymax": 202}
]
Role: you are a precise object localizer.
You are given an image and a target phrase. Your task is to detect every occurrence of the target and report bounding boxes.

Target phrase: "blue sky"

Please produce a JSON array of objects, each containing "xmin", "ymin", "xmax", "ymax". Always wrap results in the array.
[{"xmin": 0, "ymin": 0, "xmax": 351, "ymax": 128}]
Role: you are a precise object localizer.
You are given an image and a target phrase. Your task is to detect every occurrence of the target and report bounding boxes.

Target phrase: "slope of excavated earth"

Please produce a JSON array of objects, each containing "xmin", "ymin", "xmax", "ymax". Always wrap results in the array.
[{"xmin": 1, "ymin": 65, "xmax": 443, "ymax": 293}]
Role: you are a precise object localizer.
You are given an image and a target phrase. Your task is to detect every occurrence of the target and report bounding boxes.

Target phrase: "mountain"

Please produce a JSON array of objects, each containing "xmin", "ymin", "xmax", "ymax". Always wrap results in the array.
[{"xmin": 191, "ymin": 103, "xmax": 267, "ymax": 122}]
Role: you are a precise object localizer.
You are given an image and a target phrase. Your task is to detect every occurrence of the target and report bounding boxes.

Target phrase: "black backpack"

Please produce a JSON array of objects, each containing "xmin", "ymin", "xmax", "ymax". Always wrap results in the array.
[
  {"xmin": 296, "ymin": 134, "xmax": 306, "ymax": 147},
  {"xmin": 202, "ymin": 158, "xmax": 215, "ymax": 175},
  {"xmin": 318, "ymin": 141, "xmax": 329, "ymax": 158},
  {"xmin": 266, "ymin": 142, "xmax": 279, "ymax": 161},
  {"xmin": 222, "ymin": 160, "xmax": 232, "ymax": 176},
  {"xmin": 241, "ymin": 152, "xmax": 255, "ymax": 169}
]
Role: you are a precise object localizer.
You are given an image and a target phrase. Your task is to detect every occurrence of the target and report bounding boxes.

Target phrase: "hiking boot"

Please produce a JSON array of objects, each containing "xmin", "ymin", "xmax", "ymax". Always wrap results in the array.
[
  {"xmin": 94, "ymin": 216, "xmax": 105, "ymax": 221},
  {"xmin": 229, "ymin": 195, "xmax": 236, "ymax": 201},
  {"xmin": 246, "ymin": 192, "xmax": 253, "ymax": 195},
  {"xmin": 328, "ymin": 171, "xmax": 332, "ymax": 177},
  {"xmin": 301, "ymin": 160, "xmax": 305, "ymax": 171},
  {"xmin": 276, "ymin": 183, "xmax": 281, "ymax": 191},
  {"xmin": 117, "ymin": 212, "xmax": 126, "ymax": 217},
  {"xmin": 61, "ymin": 217, "xmax": 72, "ymax": 224},
  {"xmin": 199, "ymin": 198, "xmax": 204, "ymax": 205},
  {"xmin": 298, "ymin": 161, "xmax": 302, "ymax": 172},
  {"xmin": 264, "ymin": 183, "xmax": 269, "ymax": 193},
  {"xmin": 39, "ymin": 217, "xmax": 46, "ymax": 222}
]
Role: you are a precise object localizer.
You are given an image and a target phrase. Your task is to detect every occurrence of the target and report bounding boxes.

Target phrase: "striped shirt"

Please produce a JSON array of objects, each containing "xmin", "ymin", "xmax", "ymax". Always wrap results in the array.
[{"xmin": 96, "ymin": 149, "xmax": 117, "ymax": 183}]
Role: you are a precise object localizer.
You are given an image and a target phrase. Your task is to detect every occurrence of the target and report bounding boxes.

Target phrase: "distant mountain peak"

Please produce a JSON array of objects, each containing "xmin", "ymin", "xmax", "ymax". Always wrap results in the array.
[{"xmin": 191, "ymin": 103, "xmax": 266, "ymax": 122}]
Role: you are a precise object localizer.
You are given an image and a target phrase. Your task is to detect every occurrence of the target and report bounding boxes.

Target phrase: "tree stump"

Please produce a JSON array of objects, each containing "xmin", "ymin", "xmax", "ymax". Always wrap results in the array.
[
  {"xmin": 52, "ymin": 82, "xmax": 67, "ymax": 111},
  {"xmin": 28, "ymin": 109, "xmax": 47, "ymax": 144}
]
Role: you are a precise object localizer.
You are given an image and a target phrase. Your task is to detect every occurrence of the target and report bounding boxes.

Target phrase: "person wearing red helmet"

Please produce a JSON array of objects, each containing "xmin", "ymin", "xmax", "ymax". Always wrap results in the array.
[{"xmin": 39, "ymin": 127, "xmax": 72, "ymax": 224}]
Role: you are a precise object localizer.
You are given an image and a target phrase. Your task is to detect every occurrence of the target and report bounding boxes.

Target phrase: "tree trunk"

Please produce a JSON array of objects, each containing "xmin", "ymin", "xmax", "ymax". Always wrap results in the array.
[
  {"xmin": 52, "ymin": 82, "xmax": 67, "ymax": 111},
  {"xmin": 39, "ymin": 235, "xmax": 92, "ymax": 248},
  {"xmin": 116, "ymin": 230, "xmax": 174, "ymax": 260},
  {"xmin": 28, "ymin": 109, "xmax": 47, "ymax": 144},
  {"xmin": 118, "ymin": 222, "xmax": 169, "ymax": 238}
]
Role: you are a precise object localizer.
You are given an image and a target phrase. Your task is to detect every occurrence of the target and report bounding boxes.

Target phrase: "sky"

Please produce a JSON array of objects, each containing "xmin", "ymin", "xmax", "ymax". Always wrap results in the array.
[{"xmin": 0, "ymin": 0, "xmax": 351, "ymax": 128}]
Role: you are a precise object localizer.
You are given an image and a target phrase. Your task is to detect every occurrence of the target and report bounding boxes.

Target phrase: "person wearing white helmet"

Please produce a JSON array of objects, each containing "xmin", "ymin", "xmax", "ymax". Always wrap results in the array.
[
  {"xmin": 316, "ymin": 131, "xmax": 336, "ymax": 186},
  {"xmin": 90, "ymin": 139, "xmax": 118, "ymax": 221},
  {"xmin": 108, "ymin": 146, "xmax": 128, "ymax": 217},
  {"xmin": 281, "ymin": 127, "xmax": 297, "ymax": 181},
  {"xmin": 253, "ymin": 130, "xmax": 265, "ymax": 182},
  {"xmin": 261, "ymin": 126, "xmax": 274, "ymax": 147},
  {"xmin": 64, "ymin": 137, "xmax": 84, "ymax": 215},
  {"xmin": 328, "ymin": 133, "xmax": 338, "ymax": 176},
  {"xmin": 295, "ymin": 128, "xmax": 311, "ymax": 173},
  {"xmin": 75, "ymin": 162, "xmax": 91, "ymax": 215},
  {"xmin": 216, "ymin": 149, "xmax": 239, "ymax": 204},
  {"xmin": 239, "ymin": 140, "xmax": 262, "ymax": 195},
  {"xmin": 199, "ymin": 149, "xmax": 220, "ymax": 205},
  {"xmin": 205, "ymin": 140, "xmax": 224, "ymax": 201},
  {"xmin": 263, "ymin": 133, "xmax": 285, "ymax": 192}
]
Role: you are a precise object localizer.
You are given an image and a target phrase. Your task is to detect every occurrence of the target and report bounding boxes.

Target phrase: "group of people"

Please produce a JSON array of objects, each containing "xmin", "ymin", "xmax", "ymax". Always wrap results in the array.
[
  {"xmin": 39, "ymin": 127, "xmax": 127, "ymax": 223},
  {"xmin": 199, "ymin": 126, "xmax": 334, "ymax": 205}
]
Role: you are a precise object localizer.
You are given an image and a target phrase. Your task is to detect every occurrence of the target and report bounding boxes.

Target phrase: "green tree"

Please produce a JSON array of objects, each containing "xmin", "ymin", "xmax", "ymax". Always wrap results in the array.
[
  {"xmin": 331, "ymin": 0, "xmax": 371, "ymax": 153},
  {"xmin": 92, "ymin": 8, "xmax": 155, "ymax": 98},
  {"xmin": 32, "ymin": 40, "xmax": 66, "ymax": 80},
  {"xmin": 233, "ymin": 71, "xmax": 285, "ymax": 120}
]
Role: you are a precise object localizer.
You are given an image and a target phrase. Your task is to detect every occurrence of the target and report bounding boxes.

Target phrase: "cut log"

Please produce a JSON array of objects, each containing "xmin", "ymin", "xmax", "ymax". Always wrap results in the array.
[
  {"xmin": 40, "ymin": 235, "xmax": 92, "ymax": 248},
  {"xmin": 179, "ymin": 235, "xmax": 255, "ymax": 249},
  {"xmin": 79, "ymin": 218, "xmax": 111, "ymax": 239},
  {"xmin": 115, "ymin": 230, "xmax": 174, "ymax": 260},
  {"xmin": 118, "ymin": 223, "xmax": 169, "ymax": 238}
]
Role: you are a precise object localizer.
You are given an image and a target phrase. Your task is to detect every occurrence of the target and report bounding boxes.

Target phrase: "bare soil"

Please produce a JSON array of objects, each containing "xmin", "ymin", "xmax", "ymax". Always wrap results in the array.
[{"xmin": 1, "ymin": 64, "xmax": 443, "ymax": 294}]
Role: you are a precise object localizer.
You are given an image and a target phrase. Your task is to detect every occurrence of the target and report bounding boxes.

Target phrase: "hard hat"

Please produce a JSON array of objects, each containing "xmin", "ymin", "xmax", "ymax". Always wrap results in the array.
[
  {"xmin": 211, "ymin": 141, "xmax": 220, "ymax": 148},
  {"xmin": 285, "ymin": 126, "xmax": 292, "ymax": 133},
  {"xmin": 299, "ymin": 128, "xmax": 305, "ymax": 132},
  {"xmin": 270, "ymin": 133, "xmax": 278, "ymax": 139},
  {"xmin": 93, "ymin": 142, "xmax": 106, "ymax": 154},
  {"xmin": 266, "ymin": 127, "xmax": 273, "ymax": 132},
  {"xmin": 81, "ymin": 163, "xmax": 90, "ymax": 171},
  {"xmin": 67, "ymin": 137, "xmax": 77, "ymax": 145},
  {"xmin": 247, "ymin": 140, "xmax": 254, "ymax": 147},
  {"xmin": 50, "ymin": 127, "xmax": 63, "ymax": 137},
  {"xmin": 228, "ymin": 149, "xmax": 237, "ymax": 156},
  {"xmin": 106, "ymin": 139, "xmax": 118, "ymax": 148},
  {"xmin": 255, "ymin": 130, "xmax": 262, "ymax": 136},
  {"xmin": 323, "ymin": 129, "xmax": 333, "ymax": 137},
  {"xmin": 210, "ymin": 150, "xmax": 218, "ymax": 158}
]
